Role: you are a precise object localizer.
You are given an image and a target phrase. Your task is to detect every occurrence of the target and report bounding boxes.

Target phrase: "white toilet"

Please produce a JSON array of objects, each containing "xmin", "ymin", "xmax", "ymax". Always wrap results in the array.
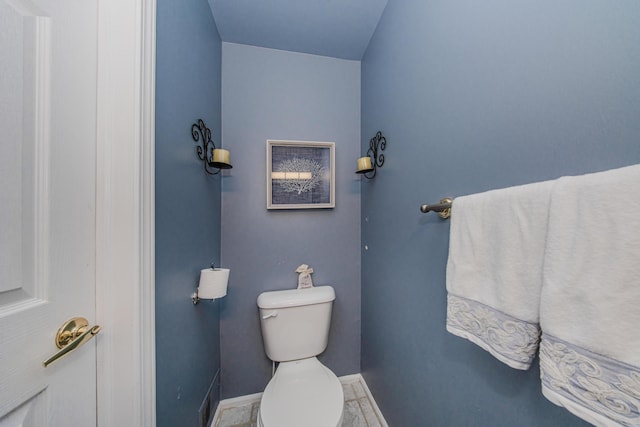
[{"xmin": 257, "ymin": 286, "xmax": 344, "ymax": 427}]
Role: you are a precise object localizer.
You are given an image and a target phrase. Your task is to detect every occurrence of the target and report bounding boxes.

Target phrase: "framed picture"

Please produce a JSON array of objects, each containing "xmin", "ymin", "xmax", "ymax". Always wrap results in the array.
[{"xmin": 267, "ymin": 140, "xmax": 335, "ymax": 209}]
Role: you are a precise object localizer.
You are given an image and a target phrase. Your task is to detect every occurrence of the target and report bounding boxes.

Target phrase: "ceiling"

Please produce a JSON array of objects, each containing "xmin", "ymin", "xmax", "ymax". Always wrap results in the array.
[{"xmin": 208, "ymin": 0, "xmax": 388, "ymax": 60}]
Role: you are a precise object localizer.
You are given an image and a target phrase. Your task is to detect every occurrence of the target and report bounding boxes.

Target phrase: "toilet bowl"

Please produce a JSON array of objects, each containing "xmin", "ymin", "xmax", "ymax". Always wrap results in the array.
[
  {"xmin": 257, "ymin": 286, "xmax": 344, "ymax": 427},
  {"xmin": 258, "ymin": 357, "xmax": 343, "ymax": 427}
]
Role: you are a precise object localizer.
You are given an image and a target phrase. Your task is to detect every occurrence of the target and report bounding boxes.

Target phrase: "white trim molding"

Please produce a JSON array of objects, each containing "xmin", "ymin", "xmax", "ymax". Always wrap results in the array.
[{"xmin": 95, "ymin": 0, "xmax": 156, "ymax": 425}]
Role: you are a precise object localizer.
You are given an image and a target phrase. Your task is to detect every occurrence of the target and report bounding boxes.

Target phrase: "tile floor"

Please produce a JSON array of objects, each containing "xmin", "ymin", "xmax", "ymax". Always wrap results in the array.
[{"xmin": 212, "ymin": 375, "xmax": 387, "ymax": 427}]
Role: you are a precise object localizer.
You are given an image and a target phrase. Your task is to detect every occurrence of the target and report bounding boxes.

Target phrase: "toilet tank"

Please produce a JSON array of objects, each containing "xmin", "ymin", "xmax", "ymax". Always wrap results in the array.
[{"xmin": 257, "ymin": 286, "xmax": 335, "ymax": 362}]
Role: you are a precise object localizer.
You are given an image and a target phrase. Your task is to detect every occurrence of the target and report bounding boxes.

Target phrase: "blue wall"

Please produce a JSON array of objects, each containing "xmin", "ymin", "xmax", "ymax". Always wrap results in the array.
[
  {"xmin": 220, "ymin": 43, "xmax": 362, "ymax": 398},
  {"xmin": 155, "ymin": 0, "xmax": 223, "ymax": 425},
  {"xmin": 361, "ymin": 0, "xmax": 640, "ymax": 426}
]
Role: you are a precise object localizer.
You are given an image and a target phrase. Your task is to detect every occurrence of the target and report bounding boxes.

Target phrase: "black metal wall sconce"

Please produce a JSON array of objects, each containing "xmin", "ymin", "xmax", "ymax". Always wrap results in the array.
[
  {"xmin": 355, "ymin": 131, "xmax": 386, "ymax": 179},
  {"xmin": 191, "ymin": 118, "xmax": 233, "ymax": 175}
]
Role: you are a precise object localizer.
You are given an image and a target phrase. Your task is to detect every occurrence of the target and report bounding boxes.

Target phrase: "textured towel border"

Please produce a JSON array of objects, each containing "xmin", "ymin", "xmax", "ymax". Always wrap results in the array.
[
  {"xmin": 446, "ymin": 294, "xmax": 540, "ymax": 370},
  {"xmin": 540, "ymin": 333, "xmax": 640, "ymax": 427}
]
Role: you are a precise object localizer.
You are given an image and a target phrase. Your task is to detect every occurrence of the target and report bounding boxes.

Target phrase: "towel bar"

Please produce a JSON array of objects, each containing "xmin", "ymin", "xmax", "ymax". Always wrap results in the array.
[{"xmin": 420, "ymin": 197, "xmax": 453, "ymax": 219}]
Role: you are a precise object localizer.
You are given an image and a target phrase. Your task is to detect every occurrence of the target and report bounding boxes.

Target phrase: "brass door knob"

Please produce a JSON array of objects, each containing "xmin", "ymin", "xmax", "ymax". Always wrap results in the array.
[{"xmin": 43, "ymin": 317, "xmax": 101, "ymax": 367}]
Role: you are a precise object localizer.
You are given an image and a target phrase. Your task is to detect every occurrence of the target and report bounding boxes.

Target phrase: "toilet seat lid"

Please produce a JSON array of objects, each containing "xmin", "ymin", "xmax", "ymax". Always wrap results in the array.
[{"xmin": 260, "ymin": 358, "xmax": 344, "ymax": 427}]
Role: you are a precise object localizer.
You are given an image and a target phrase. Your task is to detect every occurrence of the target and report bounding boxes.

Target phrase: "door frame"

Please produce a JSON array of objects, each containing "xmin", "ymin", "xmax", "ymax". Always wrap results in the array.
[{"xmin": 95, "ymin": 0, "xmax": 156, "ymax": 425}]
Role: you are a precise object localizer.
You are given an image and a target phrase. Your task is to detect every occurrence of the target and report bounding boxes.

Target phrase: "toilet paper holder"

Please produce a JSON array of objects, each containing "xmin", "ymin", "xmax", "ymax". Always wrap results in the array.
[{"xmin": 192, "ymin": 262, "xmax": 230, "ymax": 305}]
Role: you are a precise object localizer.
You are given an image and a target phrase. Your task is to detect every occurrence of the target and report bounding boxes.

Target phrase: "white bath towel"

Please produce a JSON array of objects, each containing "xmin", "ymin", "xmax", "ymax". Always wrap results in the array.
[
  {"xmin": 539, "ymin": 164, "xmax": 640, "ymax": 427},
  {"xmin": 446, "ymin": 180, "xmax": 555, "ymax": 370}
]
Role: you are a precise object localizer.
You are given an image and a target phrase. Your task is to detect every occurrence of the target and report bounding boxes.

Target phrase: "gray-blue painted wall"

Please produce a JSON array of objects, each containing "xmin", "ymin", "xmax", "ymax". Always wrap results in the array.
[
  {"xmin": 155, "ymin": 0, "xmax": 223, "ymax": 425},
  {"xmin": 220, "ymin": 43, "xmax": 362, "ymax": 398},
  {"xmin": 361, "ymin": 0, "xmax": 640, "ymax": 426}
]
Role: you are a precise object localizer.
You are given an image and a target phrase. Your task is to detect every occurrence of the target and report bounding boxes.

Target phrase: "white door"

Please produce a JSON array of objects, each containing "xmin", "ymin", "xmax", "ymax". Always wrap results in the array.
[{"xmin": 0, "ymin": 0, "xmax": 99, "ymax": 424}]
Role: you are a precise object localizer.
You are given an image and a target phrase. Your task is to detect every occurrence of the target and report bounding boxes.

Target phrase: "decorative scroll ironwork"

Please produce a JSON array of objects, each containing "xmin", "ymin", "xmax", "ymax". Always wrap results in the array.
[
  {"xmin": 358, "ymin": 131, "xmax": 386, "ymax": 179},
  {"xmin": 191, "ymin": 119, "xmax": 231, "ymax": 175}
]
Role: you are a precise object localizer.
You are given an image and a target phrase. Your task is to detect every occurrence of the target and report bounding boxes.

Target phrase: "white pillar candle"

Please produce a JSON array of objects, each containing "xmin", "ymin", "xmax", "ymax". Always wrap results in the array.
[
  {"xmin": 357, "ymin": 156, "xmax": 373, "ymax": 171},
  {"xmin": 212, "ymin": 148, "xmax": 230, "ymax": 165}
]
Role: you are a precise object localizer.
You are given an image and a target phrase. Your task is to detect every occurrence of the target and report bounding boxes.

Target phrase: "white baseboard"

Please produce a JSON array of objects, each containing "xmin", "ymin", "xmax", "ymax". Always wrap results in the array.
[
  {"xmin": 350, "ymin": 374, "xmax": 389, "ymax": 427},
  {"xmin": 339, "ymin": 373, "xmax": 365, "ymax": 383}
]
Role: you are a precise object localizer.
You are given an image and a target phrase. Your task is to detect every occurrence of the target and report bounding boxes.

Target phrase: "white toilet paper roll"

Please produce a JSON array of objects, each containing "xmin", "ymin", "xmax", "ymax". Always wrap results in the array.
[{"xmin": 198, "ymin": 268, "xmax": 230, "ymax": 299}]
